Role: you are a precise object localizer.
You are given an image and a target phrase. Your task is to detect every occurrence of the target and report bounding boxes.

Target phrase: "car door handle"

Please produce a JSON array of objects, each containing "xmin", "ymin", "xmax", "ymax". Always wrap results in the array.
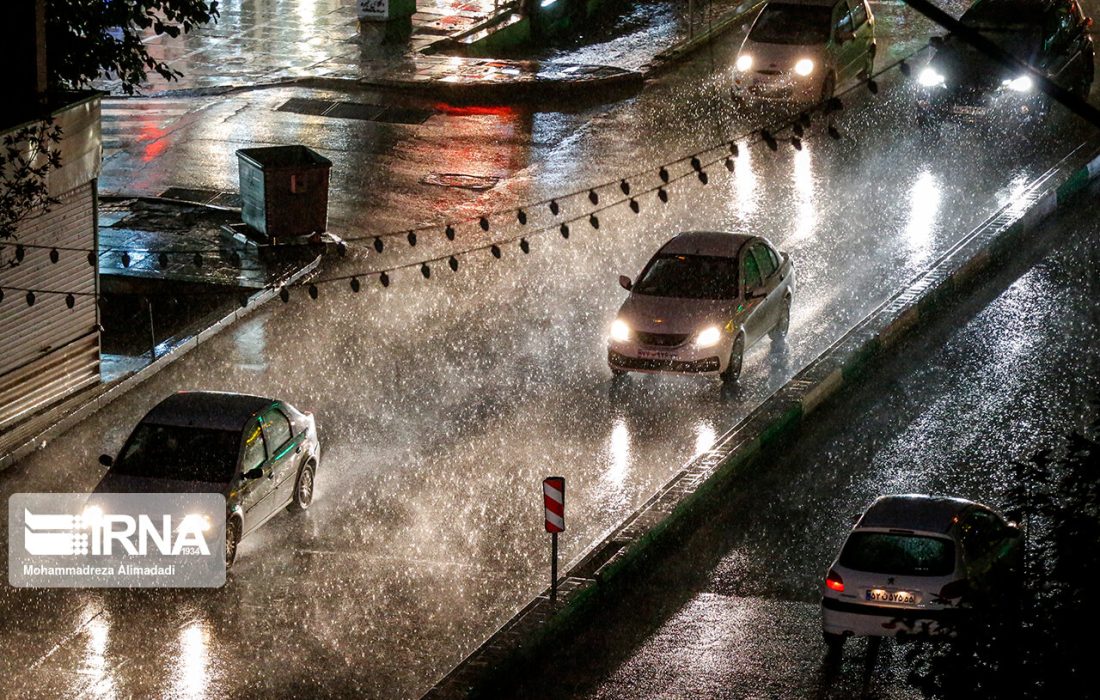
[{"xmin": 295, "ymin": 444, "xmax": 303, "ymax": 454}]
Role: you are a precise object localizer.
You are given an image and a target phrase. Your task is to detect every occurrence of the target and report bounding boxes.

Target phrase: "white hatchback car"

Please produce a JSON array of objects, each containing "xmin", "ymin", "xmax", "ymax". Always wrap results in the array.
[
  {"xmin": 608, "ymin": 231, "xmax": 794, "ymax": 383},
  {"xmin": 821, "ymin": 494, "xmax": 1023, "ymax": 651},
  {"xmin": 733, "ymin": 0, "xmax": 876, "ymax": 104}
]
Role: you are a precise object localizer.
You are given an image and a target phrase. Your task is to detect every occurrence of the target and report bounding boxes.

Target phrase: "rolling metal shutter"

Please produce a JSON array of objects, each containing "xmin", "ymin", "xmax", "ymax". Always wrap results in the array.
[{"xmin": 0, "ymin": 181, "xmax": 100, "ymax": 432}]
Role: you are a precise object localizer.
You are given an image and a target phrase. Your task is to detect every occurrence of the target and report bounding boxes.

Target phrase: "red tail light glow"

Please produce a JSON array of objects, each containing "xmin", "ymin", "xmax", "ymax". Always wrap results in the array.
[{"xmin": 825, "ymin": 570, "xmax": 844, "ymax": 592}]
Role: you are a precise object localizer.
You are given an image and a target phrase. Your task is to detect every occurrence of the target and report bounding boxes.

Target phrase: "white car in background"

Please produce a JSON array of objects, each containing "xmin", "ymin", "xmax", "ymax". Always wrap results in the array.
[
  {"xmin": 608, "ymin": 231, "xmax": 794, "ymax": 383},
  {"xmin": 733, "ymin": 0, "xmax": 876, "ymax": 104},
  {"xmin": 821, "ymin": 494, "xmax": 1023, "ymax": 651}
]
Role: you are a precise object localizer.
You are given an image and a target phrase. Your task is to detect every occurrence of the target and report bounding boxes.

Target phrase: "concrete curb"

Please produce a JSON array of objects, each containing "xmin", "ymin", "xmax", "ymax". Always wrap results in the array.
[
  {"xmin": 0, "ymin": 256, "xmax": 321, "ymax": 471},
  {"xmin": 421, "ymin": 145, "xmax": 1100, "ymax": 699},
  {"xmin": 354, "ymin": 69, "xmax": 646, "ymax": 102}
]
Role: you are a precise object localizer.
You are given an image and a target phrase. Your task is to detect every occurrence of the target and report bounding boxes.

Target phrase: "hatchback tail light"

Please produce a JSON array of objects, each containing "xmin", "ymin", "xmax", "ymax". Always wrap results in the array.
[{"xmin": 825, "ymin": 569, "xmax": 844, "ymax": 593}]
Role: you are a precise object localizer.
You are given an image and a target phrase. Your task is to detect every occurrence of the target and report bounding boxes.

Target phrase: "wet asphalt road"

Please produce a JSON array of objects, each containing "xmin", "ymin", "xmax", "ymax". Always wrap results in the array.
[
  {"xmin": 504, "ymin": 179, "xmax": 1100, "ymax": 700},
  {"xmin": 4, "ymin": 3, "xmax": 1100, "ymax": 698}
]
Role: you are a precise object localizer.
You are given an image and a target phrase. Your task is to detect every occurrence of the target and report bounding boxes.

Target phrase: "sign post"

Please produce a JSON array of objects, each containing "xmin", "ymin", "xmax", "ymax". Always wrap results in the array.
[{"xmin": 543, "ymin": 476, "xmax": 565, "ymax": 602}]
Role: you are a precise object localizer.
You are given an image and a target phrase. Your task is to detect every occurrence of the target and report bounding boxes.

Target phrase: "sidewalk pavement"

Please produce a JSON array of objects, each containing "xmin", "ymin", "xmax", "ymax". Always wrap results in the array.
[
  {"xmin": 103, "ymin": 0, "xmax": 763, "ymax": 101},
  {"xmin": 0, "ymin": 198, "xmax": 321, "ymax": 469}
]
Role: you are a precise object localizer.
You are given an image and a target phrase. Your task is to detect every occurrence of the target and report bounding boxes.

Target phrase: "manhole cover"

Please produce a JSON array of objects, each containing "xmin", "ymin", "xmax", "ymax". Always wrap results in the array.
[{"xmin": 421, "ymin": 173, "xmax": 500, "ymax": 190}]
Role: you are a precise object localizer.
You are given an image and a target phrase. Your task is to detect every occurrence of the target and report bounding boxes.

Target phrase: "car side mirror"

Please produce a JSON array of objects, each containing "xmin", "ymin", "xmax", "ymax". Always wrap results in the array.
[
  {"xmin": 929, "ymin": 35, "xmax": 944, "ymax": 49},
  {"xmin": 98, "ymin": 454, "xmax": 113, "ymax": 467},
  {"xmin": 618, "ymin": 275, "xmax": 633, "ymax": 291},
  {"xmin": 243, "ymin": 467, "xmax": 264, "ymax": 480}
]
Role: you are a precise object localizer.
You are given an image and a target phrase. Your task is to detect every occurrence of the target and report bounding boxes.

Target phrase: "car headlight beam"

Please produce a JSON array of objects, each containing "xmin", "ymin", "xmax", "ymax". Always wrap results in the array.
[
  {"xmin": 794, "ymin": 59, "xmax": 814, "ymax": 77},
  {"xmin": 180, "ymin": 513, "xmax": 212, "ymax": 532},
  {"xmin": 610, "ymin": 319, "xmax": 632, "ymax": 342},
  {"xmin": 736, "ymin": 54, "xmax": 753, "ymax": 72},
  {"xmin": 1004, "ymin": 75, "xmax": 1033, "ymax": 92},
  {"xmin": 694, "ymin": 325, "xmax": 723, "ymax": 348},
  {"xmin": 918, "ymin": 67, "xmax": 945, "ymax": 87}
]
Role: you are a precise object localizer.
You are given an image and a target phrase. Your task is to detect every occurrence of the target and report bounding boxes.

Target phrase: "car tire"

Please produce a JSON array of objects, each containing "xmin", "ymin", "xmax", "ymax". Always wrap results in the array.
[
  {"xmin": 1079, "ymin": 52, "xmax": 1095, "ymax": 99},
  {"xmin": 824, "ymin": 631, "xmax": 845, "ymax": 654},
  {"xmin": 820, "ymin": 73, "xmax": 836, "ymax": 105},
  {"xmin": 770, "ymin": 297, "xmax": 791, "ymax": 342},
  {"xmin": 860, "ymin": 45, "xmax": 876, "ymax": 80},
  {"xmin": 225, "ymin": 517, "xmax": 241, "ymax": 570},
  {"xmin": 287, "ymin": 462, "xmax": 316, "ymax": 512},
  {"xmin": 721, "ymin": 335, "xmax": 744, "ymax": 383}
]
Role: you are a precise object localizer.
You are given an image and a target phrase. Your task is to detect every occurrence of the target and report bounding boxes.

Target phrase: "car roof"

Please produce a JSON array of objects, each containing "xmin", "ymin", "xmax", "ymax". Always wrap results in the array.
[
  {"xmin": 140, "ymin": 391, "xmax": 275, "ymax": 432},
  {"xmin": 660, "ymin": 231, "xmax": 756, "ymax": 258},
  {"xmin": 856, "ymin": 494, "xmax": 978, "ymax": 534}
]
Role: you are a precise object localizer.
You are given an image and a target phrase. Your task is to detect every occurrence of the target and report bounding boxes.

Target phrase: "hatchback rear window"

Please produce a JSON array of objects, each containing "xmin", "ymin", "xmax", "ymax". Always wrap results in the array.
[{"xmin": 839, "ymin": 532, "xmax": 955, "ymax": 577}]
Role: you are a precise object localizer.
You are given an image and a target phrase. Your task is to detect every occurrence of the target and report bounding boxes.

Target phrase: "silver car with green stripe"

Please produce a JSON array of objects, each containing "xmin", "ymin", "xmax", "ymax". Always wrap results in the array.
[{"xmin": 95, "ymin": 391, "xmax": 321, "ymax": 568}]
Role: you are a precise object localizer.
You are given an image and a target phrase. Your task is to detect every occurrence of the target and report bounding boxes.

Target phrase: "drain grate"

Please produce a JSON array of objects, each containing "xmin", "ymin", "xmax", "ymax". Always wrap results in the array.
[
  {"xmin": 325, "ymin": 101, "xmax": 386, "ymax": 121},
  {"xmin": 158, "ymin": 187, "xmax": 222, "ymax": 204},
  {"xmin": 277, "ymin": 98, "xmax": 433, "ymax": 125},
  {"xmin": 275, "ymin": 97, "xmax": 332, "ymax": 116},
  {"xmin": 421, "ymin": 173, "xmax": 500, "ymax": 190}
]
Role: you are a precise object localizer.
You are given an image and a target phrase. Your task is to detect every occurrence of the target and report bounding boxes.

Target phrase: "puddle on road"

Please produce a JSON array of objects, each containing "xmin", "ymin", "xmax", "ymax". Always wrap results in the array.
[{"xmin": 421, "ymin": 173, "xmax": 501, "ymax": 190}]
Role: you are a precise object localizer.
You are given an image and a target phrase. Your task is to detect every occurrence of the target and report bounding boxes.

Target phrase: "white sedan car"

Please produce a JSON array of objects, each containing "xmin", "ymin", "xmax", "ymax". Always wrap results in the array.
[
  {"xmin": 821, "ymin": 494, "xmax": 1022, "ymax": 651},
  {"xmin": 608, "ymin": 231, "xmax": 794, "ymax": 383}
]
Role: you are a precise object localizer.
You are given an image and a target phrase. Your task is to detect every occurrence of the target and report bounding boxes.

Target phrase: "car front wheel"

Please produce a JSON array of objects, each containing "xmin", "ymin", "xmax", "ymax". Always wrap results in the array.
[
  {"xmin": 721, "ymin": 335, "xmax": 744, "ymax": 383},
  {"xmin": 770, "ymin": 297, "xmax": 791, "ymax": 341},
  {"xmin": 288, "ymin": 462, "xmax": 316, "ymax": 512},
  {"xmin": 225, "ymin": 517, "xmax": 241, "ymax": 570},
  {"xmin": 824, "ymin": 631, "xmax": 845, "ymax": 655}
]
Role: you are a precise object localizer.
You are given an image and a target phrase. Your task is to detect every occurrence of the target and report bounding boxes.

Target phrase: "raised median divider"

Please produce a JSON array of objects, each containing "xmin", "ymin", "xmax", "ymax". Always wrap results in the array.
[{"xmin": 422, "ymin": 143, "xmax": 1100, "ymax": 699}]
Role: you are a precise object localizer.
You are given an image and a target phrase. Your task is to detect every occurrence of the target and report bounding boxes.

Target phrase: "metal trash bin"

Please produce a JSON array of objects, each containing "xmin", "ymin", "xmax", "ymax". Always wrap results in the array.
[{"xmin": 236, "ymin": 145, "xmax": 332, "ymax": 241}]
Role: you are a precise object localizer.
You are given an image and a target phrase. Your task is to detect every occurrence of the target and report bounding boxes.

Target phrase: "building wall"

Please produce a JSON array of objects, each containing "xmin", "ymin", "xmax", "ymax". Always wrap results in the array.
[{"xmin": 0, "ymin": 95, "xmax": 102, "ymax": 434}]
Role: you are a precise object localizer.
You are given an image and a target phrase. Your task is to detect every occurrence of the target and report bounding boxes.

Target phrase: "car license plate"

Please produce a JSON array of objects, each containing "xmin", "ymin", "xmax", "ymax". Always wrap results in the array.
[
  {"xmin": 951, "ymin": 104, "xmax": 986, "ymax": 116},
  {"xmin": 638, "ymin": 350, "xmax": 676, "ymax": 360},
  {"xmin": 866, "ymin": 588, "xmax": 915, "ymax": 604}
]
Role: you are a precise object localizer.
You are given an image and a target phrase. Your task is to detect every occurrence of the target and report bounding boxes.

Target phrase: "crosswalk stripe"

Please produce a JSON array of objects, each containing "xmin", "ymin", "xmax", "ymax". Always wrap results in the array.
[{"xmin": 99, "ymin": 100, "xmax": 205, "ymax": 156}]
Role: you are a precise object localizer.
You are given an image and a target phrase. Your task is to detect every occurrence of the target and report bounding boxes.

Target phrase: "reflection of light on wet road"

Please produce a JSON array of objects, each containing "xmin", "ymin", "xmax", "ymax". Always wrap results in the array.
[
  {"xmin": 1001, "ymin": 173, "xmax": 1035, "ymax": 217},
  {"xmin": 907, "ymin": 170, "xmax": 941, "ymax": 261},
  {"xmin": 138, "ymin": 121, "xmax": 167, "ymax": 163},
  {"xmin": 175, "ymin": 622, "xmax": 209, "ymax": 699},
  {"xmin": 733, "ymin": 142, "xmax": 758, "ymax": 217},
  {"xmin": 791, "ymin": 145, "xmax": 816, "ymax": 240},
  {"xmin": 692, "ymin": 422, "xmax": 716, "ymax": 457},
  {"xmin": 83, "ymin": 613, "xmax": 117, "ymax": 696},
  {"xmin": 608, "ymin": 418, "xmax": 632, "ymax": 486},
  {"xmin": 295, "ymin": 0, "xmax": 317, "ymax": 26}
]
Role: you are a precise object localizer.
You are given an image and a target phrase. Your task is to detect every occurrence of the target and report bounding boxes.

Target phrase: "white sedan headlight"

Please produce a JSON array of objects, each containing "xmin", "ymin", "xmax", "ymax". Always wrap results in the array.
[
  {"xmin": 794, "ymin": 59, "xmax": 814, "ymax": 77},
  {"xmin": 694, "ymin": 325, "xmax": 723, "ymax": 348},
  {"xmin": 180, "ymin": 513, "xmax": 212, "ymax": 532},
  {"xmin": 610, "ymin": 319, "xmax": 632, "ymax": 342},
  {"xmin": 918, "ymin": 67, "xmax": 945, "ymax": 87},
  {"xmin": 1004, "ymin": 75, "xmax": 1033, "ymax": 92},
  {"xmin": 736, "ymin": 54, "xmax": 753, "ymax": 72}
]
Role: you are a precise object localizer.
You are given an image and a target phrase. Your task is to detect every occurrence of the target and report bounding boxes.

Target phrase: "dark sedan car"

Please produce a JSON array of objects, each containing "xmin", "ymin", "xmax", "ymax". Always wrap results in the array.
[
  {"xmin": 917, "ymin": 0, "xmax": 1094, "ymax": 121},
  {"xmin": 96, "ymin": 391, "xmax": 321, "ymax": 567}
]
